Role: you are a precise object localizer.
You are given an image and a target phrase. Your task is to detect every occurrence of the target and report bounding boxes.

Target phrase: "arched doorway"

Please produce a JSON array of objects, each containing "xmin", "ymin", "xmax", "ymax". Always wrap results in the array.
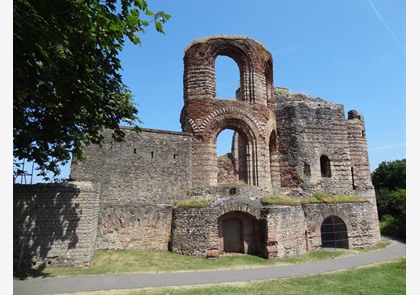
[
  {"xmin": 218, "ymin": 211, "xmax": 261, "ymax": 255},
  {"xmin": 321, "ymin": 216, "xmax": 349, "ymax": 248}
]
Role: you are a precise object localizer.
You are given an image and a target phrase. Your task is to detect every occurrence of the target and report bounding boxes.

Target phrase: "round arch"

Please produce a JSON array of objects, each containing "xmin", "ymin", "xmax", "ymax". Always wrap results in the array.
[
  {"xmin": 217, "ymin": 210, "xmax": 262, "ymax": 256},
  {"xmin": 207, "ymin": 114, "xmax": 259, "ymax": 186}
]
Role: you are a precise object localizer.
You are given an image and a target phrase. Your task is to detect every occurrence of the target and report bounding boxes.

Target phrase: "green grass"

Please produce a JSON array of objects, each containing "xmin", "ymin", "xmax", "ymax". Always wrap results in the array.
[
  {"xmin": 261, "ymin": 194, "xmax": 301, "ymax": 206},
  {"xmin": 174, "ymin": 198, "xmax": 210, "ymax": 208},
  {"xmin": 301, "ymin": 193, "xmax": 368, "ymax": 205},
  {"xmin": 14, "ymin": 241, "xmax": 390, "ymax": 279},
  {"xmin": 53, "ymin": 257, "xmax": 406, "ymax": 295}
]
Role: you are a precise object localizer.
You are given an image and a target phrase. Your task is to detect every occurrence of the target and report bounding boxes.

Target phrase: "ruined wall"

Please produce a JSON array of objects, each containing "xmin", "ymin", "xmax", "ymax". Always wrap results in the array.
[
  {"xmin": 262, "ymin": 205, "xmax": 308, "ymax": 258},
  {"xmin": 69, "ymin": 128, "xmax": 193, "ymax": 251},
  {"xmin": 96, "ymin": 204, "xmax": 173, "ymax": 250},
  {"xmin": 13, "ymin": 181, "xmax": 99, "ymax": 268},
  {"xmin": 170, "ymin": 208, "xmax": 218, "ymax": 258},
  {"xmin": 71, "ymin": 127, "xmax": 193, "ymax": 205},
  {"xmin": 275, "ymin": 90, "xmax": 355, "ymax": 195},
  {"xmin": 303, "ymin": 202, "xmax": 381, "ymax": 250},
  {"xmin": 181, "ymin": 37, "xmax": 277, "ymax": 190},
  {"xmin": 346, "ymin": 110, "xmax": 374, "ymax": 191}
]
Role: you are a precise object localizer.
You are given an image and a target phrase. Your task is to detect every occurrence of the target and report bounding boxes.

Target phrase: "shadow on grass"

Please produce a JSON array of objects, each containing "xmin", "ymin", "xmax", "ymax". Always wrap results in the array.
[{"xmin": 13, "ymin": 262, "xmax": 53, "ymax": 280}]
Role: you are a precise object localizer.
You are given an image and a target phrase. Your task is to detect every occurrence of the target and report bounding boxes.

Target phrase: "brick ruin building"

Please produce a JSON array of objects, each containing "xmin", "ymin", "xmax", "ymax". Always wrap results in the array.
[{"xmin": 14, "ymin": 36, "xmax": 381, "ymax": 267}]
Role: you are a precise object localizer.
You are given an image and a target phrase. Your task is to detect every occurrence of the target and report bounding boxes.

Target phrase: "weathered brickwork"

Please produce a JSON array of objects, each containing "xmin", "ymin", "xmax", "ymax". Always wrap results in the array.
[
  {"xmin": 303, "ymin": 202, "xmax": 380, "ymax": 250},
  {"xmin": 14, "ymin": 36, "xmax": 381, "ymax": 266},
  {"xmin": 171, "ymin": 208, "xmax": 218, "ymax": 258},
  {"xmin": 96, "ymin": 204, "xmax": 173, "ymax": 250},
  {"xmin": 262, "ymin": 205, "xmax": 308, "ymax": 258},
  {"xmin": 13, "ymin": 182, "xmax": 99, "ymax": 268},
  {"xmin": 71, "ymin": 127, "xmax": 192, "ymax": 205},
  {"xmin": 275, "ymin": 90, "xmax": 373, "ymax": 197}
]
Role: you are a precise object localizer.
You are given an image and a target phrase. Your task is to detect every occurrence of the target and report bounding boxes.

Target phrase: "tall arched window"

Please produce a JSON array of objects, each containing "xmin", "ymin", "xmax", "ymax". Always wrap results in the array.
[{"xmin": 320, "ymin": 155, "xmax": 331, "ymax": 177}]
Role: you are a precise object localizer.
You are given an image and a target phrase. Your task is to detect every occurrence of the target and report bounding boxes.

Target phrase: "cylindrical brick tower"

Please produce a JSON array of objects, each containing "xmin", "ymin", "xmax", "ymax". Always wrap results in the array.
[{"xmin": 180, "ymin": 36, "xmax": 278, "ymax": 190}]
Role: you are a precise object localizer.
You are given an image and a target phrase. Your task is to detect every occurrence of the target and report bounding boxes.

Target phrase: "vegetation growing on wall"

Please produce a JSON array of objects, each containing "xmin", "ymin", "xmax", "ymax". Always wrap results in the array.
[
  {"xmin": 175, "ymin": 198, "xmax": 210, "ymax": 208},
  {"xmin": 260, "ymin": 194, "xmax": 301, "ymax": 206},
  {"xmin": 300, "ymin": 193, "xmax": 368, "ymax": 205}
]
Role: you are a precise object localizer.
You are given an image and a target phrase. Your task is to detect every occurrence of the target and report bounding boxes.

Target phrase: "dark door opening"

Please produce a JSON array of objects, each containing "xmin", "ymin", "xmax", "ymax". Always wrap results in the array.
[
  {"xmin": 223, "ymin": 219, "xmax": 243, "ymax": 253},
  {"xmin": 321, "ymin": 216, "xmax": 349, "ymax": 249}
]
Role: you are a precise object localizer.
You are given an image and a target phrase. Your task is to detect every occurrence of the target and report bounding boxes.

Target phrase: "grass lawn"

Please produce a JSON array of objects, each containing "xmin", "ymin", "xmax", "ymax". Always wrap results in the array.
[
  {"xmin": 54, "ymin": 257, "xmax": 406, "ymax": 295},
  {"xmin": 15, "ymin": 241, "xmax": 390, "ymax": 278}
]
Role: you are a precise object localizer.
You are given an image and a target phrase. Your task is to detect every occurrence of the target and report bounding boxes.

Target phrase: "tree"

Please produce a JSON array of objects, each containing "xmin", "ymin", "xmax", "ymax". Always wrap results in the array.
[
  {"xmin": 371, "ymin": 159, "xmax": 406, "ymax": 240},
  {"xmin": 371, "ymin": 159, "xmax": 406, "ymax": 192},
  {"xmin": 13, "ymin": 0, "xmax": 170, "ymax": 180}
]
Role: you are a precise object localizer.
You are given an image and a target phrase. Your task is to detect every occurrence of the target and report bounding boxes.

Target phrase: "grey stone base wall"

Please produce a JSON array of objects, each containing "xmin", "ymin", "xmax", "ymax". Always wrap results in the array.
[
  {"xmin": 13, "ymin": 181, "xmax": 100, "ymax": 269},
  {"xmin": 263, "ymin": 206, "xmax": 308, "ymax": 258},
  {"xmin": 170, "ymin": 198, "xmax": 381, "ymax": 260},
  {"xmin": 170, "ymin": 208, "xmax": 218, "ymax": 258},
  {"xmin": 303, "ymin": 202, "xmax": 381, "ymax": 250},
  {"xmin": 96, "ymin": 204, "xmax": 173, "ymax": 251}
]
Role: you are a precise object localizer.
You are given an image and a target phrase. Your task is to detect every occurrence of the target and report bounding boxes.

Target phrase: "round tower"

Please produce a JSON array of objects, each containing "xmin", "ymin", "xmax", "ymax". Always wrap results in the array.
[{"xmin": 180, "ymin": 36, "xmax": 279, "ymax": 190}]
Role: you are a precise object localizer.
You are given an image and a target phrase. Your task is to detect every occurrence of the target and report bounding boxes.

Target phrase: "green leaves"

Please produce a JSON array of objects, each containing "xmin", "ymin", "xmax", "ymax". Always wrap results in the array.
[{"xmin": 13, "ymin": 0, "xmax": 170, "ymax": 180}]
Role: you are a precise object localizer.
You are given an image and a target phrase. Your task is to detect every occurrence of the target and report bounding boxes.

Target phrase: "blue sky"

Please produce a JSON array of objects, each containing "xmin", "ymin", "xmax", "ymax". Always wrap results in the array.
[{"xmin": 20, "ymin": 0, "xmax": 407, "ymax": 183}]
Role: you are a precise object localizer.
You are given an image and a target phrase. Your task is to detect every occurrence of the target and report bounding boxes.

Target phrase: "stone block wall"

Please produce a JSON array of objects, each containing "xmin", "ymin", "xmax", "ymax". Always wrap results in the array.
[
  {"xmin": 262, "ymin": 205, "xmax": 308, "ymax": 258},
  {"xmin": 303, "ymin": 202, "xmax": 381, "ymax": 250},
  {"xmin": 13, "ymin": 181, "xmax": 100, "ymax": 268},
  {"xmin": 170, "ymin": 208, "xmax": 218, "ymax": 258},
  {"xmin": 346, "ymin": 110, "xmax": 374, "ymax": 191},
  {"xmin": 96, "ymin": 204, "xmax": 173, "ymax": 250},
  {"xmin": 71, "ymin": 127, "xmax": 192, "ymax": 205},
  {"xmin": 275, "ymin": 92, "xmax": 356, "ymax": 195}
]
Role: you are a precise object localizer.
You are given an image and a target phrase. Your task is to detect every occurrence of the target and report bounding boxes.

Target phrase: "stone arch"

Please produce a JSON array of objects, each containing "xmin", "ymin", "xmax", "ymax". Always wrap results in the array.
[
  {"xmin": 183, "ymin": 36, "xmax": 274, "ymax": 106},
  {"xmin": 217, "ymin": 211, "xmax": 262, "ymax": 255},
  {"xmin": 320, "ymin": 215, "xmax": 349, "ymax": 249},
  {"xmin": 207, "ymin": 113, "xmax": 259, "ymax": 186},
  {"xmin": 216, "ymin": 201, "xmax": 262, "ymax": 219},
  {"xmin": 181, "ymin": 36, "xmax": 277, "ymax": 190},
  {"xmin": 215, "ymin": 202, "xmax": 263, "ymax": 256},
  {"xmin": 209, "ymin": 43, "xmax": 253, "ymax": 103},
  {"xmin": 314, "ymin": 207, "xmax": 351, "ymax": 248}
]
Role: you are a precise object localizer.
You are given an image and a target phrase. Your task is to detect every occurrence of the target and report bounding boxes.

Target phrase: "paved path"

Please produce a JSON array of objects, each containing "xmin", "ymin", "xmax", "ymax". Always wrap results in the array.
[{"xmin": 13, "ymin": 237, "xmax": 406, "ymax": 295}]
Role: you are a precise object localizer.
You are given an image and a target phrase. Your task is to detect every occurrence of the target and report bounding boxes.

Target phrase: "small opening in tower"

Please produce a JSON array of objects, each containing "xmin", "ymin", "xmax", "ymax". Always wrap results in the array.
[
  {"xmin": 173, "ymin": 154, "xmax": 177, "ymax": 159},
  {"xmin": 304, "ymin": 163, "xmax": 311, "ymax": 176},
  {"xmin": 151, "ymin": 151, "xmax": 154, "ymax": 158},
  {"xmin": 320, "ymin": 155, "xmax": 331, "ymax": 178},
  {"xmin": 134, "ymin": 148, "xmax": 137, "ymax": 154}
]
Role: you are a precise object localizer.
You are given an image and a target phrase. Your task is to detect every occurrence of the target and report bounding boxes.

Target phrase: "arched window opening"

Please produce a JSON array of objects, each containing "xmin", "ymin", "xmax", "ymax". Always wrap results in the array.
[
  {"xmin": 320, "ymin": 155, "xmax": 331, "ymax": 178},
  {"xmin": 217, "ymin": 129, "xmax": 236, "ymax": 184},
  {"xmin": 265, "ymin": 60, "xmax": 273, "ymax": 100},
  {"xmin": 216, "ymin": 128, "xmax": 255, "ymax": 185},
  {"xmin": 269, "ymin": 130, "xmax": 280, "ymax": 188},
  {"xmin": 321, "ymin": 216, "xmax": 349, "ymax": 249},
  {"xmin": 304, "ymin": 163, "xmax": 311, "ymax": 176},
  {"xmin": 215, "ymin": 56, "xmax": 240, "ymax": 100}
]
